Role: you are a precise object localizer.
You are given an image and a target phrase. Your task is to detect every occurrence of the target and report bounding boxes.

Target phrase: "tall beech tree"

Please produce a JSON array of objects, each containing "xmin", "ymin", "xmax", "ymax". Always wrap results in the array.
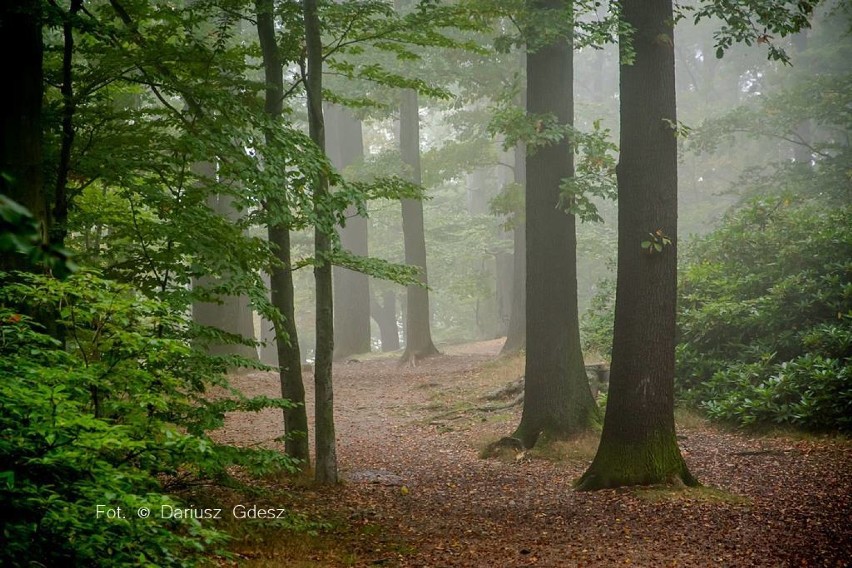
[
  {"xmin": 512, "ymin": 0, "xmax": 598, "ymax": 448},
  {"xmin": 326, "ymin": 103, "xmax": 372, "ymax": 360},
  {"xmin": 304, "ymin": 0, "xmax": 338, "ymax": 483},
  {"xmin": 256, "ymin": 0, "xmax": 310, "ymax": 464},
  {"xmin": 577, "ymin": 0, "xmax": 696, "ymax": 490},
  {"xmin": 399, "ymin": 87, "xmax": 440, "ymax": 364}
]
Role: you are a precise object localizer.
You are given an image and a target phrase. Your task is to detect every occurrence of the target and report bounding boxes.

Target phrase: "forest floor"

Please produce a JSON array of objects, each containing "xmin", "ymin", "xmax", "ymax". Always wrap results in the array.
[{"xmin": 209, "ymin": 339, "xmax": 852, "ymax": 567}]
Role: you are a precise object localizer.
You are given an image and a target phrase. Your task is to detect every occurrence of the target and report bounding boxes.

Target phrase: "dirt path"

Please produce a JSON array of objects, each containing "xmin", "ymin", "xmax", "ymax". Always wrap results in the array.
[{"xmin": 219, "ymin": 340, "xmax": 852, "ymax": 567}]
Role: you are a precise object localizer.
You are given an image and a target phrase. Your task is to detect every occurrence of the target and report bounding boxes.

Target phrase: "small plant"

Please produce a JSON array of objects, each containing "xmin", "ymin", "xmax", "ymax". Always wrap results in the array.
[{"xmin": 641, "ymin": 228, "xmax": 673, "ymax": 255}]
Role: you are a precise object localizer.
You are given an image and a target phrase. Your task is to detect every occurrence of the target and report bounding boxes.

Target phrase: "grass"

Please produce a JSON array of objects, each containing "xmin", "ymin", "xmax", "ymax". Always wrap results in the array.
[
  {"xmin": 675, "ymin": 406, "xmax": 710, "ymax": 430},
  {"xmin": 526, "ymin": 432, "xmax": 601, "ymax": 464}
]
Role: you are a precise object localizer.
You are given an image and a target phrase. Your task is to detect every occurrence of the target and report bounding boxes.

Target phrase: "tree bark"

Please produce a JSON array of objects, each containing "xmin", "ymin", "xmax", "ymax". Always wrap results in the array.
[
  {"xmin": 372, "ymin": 290, "xmax": 400, "ymax": 352},
  {"xmin": 256, "ymin": 0, "xmax": 309, "ymax": 465},
  {"xmin": 399, "ymin": 88, "xmax": 439, "ymax": 364},
  {"xmin": 326, "ymin": 103, "xmax": 372, "ymax": 360},
  {"xmin": 500, "ymin": 142, "xmax": 527, "ymax": 355},
  {"xmin": 0, "ymin": 0, "xmax": 46, "ymax": 273},
  {"xmin": 512, "ymin": 0, "xmax": 598, "ymax": 448},
  {"xmin": 304, "ymin": 0, "xmax": 338, "ymax": 484},
  {"xmin": 192, "ymin": 185, "xmax": 260, "ymax": 363},
  {"xmin": 577, "ymin": 0, "xmax": 696, "ymax": 490}
]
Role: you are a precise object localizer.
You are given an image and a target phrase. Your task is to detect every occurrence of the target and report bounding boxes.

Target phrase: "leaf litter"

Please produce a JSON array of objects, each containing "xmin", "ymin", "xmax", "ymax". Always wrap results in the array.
[{"xmin": 216, "ymin": 339, "xmax": 852, "ymax": 567}]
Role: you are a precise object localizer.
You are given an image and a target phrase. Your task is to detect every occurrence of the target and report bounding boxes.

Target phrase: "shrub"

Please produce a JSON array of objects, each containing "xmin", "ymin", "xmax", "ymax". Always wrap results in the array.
[
  {"xmin": 676, "ymin": 199, "xmax": 851, "ymax": 430},
  {"xmin": 0, "ymin": 271, "xmax": 299, "ymax": 566}
]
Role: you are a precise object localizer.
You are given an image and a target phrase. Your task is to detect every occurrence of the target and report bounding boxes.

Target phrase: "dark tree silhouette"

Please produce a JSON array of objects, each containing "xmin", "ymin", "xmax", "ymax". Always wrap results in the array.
[{"xmin": 577, "ymin": 0, "xmax": 696, "ymax": 490}]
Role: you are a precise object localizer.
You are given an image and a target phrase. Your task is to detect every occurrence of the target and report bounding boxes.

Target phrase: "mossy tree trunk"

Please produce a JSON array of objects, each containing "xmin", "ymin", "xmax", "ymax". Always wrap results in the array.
[
  {"xmin": 256, "ymin": 0, "xmax": 309, "ymax": 465},
  {"xmin": 512, "ymin": 0, "xmax": 598, "ymax": 448},
  {"xmin": 577, "ymin": 0, "xmax": 696, "ymax": 491}
]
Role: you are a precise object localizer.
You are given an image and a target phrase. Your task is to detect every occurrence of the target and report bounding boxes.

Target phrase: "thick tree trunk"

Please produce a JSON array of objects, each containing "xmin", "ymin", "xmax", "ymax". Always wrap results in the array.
[
  {"xmin": 256, "ymin": 0, "xmax": 309, "ymax": 465},
  {"xmin": 304, "ymin": 0, "xmax": 337, "ymax": 484},
  {"xmin": 500, "ymin": 142, "xmax": 527, "ymax": 355},
  {"xmin": 372, "ymin": 290, "xmax": 401, "ymax": 352},
  {"xmin": 399, "ymin": 88, "xmax": 439, "ymax": 364},
  {"xmin": 326, "ymin": 103, "xmax": 372, "ymax": 360},
  {"xmin": 577, "ymin": 0, "xmax": 696, "ymax": 490},
  {"xmin": 512, "ymin": 0, "xmax": 598, "ymax": 448},
  {"xmin": 192, "ymin": 185, "xmax": 260, "ymax": 363},
  {"xmin": 0, "ymin": 0, "xmax": 46, "ymax": 273}
]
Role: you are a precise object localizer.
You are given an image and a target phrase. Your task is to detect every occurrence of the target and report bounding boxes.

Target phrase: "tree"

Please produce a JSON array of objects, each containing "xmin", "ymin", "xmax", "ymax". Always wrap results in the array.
[
  {"xmin": 399, "ymin": 87, "xmax": 440, "ymax": 364},
  {"xmin": 0, "ymin": 0, "xmax": 45, "ymax": 274},
  {"xmin": 577, "ymin": 0, "xmax": 697, "ymax": 490},
  {"xmin": 256, "ymin": 0, "xmax": 310, "ymax": 464},
  {"xmin": 500, "ymin": 139, "xmax": 527, "ymax": 356},
  {"xmin": 304, "ymin": 0, "xmax": 338, "ymax": 483},
  {"xmin": 191, "ymin": 178, "xmax": 259, "ymax": 363},
  {"xmin": 512, "ymin": 0, "xmax": 598, "ymax": 448},
  {"xmin": 327, "ymin": 103, "xmax": 372, "ymax": 360}
]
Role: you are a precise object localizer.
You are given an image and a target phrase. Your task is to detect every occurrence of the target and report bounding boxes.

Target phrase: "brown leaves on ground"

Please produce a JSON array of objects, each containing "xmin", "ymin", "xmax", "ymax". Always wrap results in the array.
[{"xmin": 214, "ymin": 339, "xmax": 852, "ymax": 567}]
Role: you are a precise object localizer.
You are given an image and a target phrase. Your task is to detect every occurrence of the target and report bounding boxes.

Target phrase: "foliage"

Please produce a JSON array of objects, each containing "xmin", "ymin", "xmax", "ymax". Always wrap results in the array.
[
  {"xmin": 0, "ymin": 271, "xmax": 300, "ymax": 566},
  {"xmin": 581, "ymin": 276, "xmax": 615, "ymax": 358},
  {"xmin": 0, "ymin": 195, "xmax": 77, "ymax": 277},
  {"xmin": 683, "ymin": 0, "xmax": 819, "ymax": 63},
  {"xmin": 677, "ymin": 200, "xmax": 851, "ymax": 430}
]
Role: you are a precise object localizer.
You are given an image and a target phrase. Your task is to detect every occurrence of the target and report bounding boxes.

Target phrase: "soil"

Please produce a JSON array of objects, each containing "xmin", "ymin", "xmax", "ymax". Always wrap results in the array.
[{"xmin": 215, "ymin": 339, "xmax": 852, "ymax": 567}]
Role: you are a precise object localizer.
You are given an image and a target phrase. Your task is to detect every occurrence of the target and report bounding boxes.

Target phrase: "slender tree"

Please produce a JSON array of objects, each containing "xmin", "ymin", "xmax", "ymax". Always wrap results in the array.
[
  {"xmin": 326, "ymin": 103, "xmax": 372, "ymax": 360},
  {"xmin": 399, "ymin": 88, "xmax": 439, "ymax": 364},
  {"xmin": 499, "ymin": 140, "xmax": 527, "ymax": 355},
  {"xmin": 511, "ymin": 0, "xmax": 598, "ymax": 448},
  {"xmin": 256, "ymin": 0, "xmax": 310, "ymax": 464},
  {"xmin": 500, "ymin": 51, "xmax": 528, "ymax": 356},
  {"xmin": 577, "ymin": 0, "xmax": 696, "ymax": 490},
  {"xmin": 304, "ymin": 0, "xmax": 338, "ymax": 483}
]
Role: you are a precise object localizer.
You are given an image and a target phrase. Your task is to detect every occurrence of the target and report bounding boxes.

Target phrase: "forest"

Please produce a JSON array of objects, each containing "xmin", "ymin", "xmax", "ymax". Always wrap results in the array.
[{"xmin": 0, "ymin": 0, "xmax": 850, "ymax": 566}]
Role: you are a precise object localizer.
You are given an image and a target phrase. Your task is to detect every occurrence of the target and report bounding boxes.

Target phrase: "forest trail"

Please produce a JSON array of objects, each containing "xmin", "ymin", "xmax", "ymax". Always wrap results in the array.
[{"xmin": 217, "ymin": 340, "xmax": 852, "ymax": 567}]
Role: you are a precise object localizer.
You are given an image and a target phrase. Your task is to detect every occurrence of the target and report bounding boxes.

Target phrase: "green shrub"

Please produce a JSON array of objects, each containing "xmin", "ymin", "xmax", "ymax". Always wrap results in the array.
[
  {"xmin": 0, "ymin": 272, "xmax": 299, "ymax": 567},
  {"xmin": 701, "ymin": 354, "xmax": 851, "ymax": 431},
  {"xmin": 676, "ymin": 200, "xmax": 851, "ymax": 430}
]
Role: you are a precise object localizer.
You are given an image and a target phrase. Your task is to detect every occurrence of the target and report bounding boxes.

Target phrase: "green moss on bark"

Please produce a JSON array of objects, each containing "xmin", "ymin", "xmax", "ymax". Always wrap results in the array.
[{"xmin": 575, "ymin": 431, "xmax": 697, "ymax": 491}]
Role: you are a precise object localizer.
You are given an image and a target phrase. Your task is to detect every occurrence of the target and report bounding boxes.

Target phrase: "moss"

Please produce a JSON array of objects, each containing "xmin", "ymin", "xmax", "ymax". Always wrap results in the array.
[{"xmin": 575, "ymin": 431, "xmax": 697, "ymax": 491}]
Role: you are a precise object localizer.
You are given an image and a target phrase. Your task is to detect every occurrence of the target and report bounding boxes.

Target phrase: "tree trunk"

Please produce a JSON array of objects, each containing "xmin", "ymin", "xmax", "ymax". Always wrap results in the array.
[
  {"xmin": 399, "ymin": 88, "xmax": 439, "ymax": 364},
  {"xmin": 326, "ymin": 103, "xmax": 372, "ymax": 360},
  {"xmin": 494, "ymin": 250, "xmax": 512, "ymax": 338},
  {"xmin": 256, "ymin": 0, "xmax": 309, "ymax": 465},
  {"xmin": 304, "ymin": 0, "xmax": 338, "ymax": 484},
  {"xmin": 512, "ymin": 0, "xmax": 598, "ymax": 448},
  {"xmin": 577, "ymin": 0, "xmax": 696, "ymax": 490},
  {"xmin": 372, "ymin": 290, "xmax": 400, "ymax": 352},
  {"xmin": 500, "ymin": 142, "xmax": 527, "ymax": 355},
  {"xmin": 0, "ymin": 0, "xmax": 46, "ymax": 273},
  {"xmin": 192, "ymin": 185, "xmax": 260, "ymax": 363}
]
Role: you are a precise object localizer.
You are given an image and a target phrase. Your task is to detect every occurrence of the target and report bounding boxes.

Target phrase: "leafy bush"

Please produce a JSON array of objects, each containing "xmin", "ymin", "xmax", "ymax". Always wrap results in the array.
[
  {"xmin": 0, "ymin": 271, "xmax": 299, "ymax": 567},
  {"xmin": 677, "ymin": 200, "xmax": 851, "ymax": 430},
  {"xmin": 581, "ymin": 200, "xmax": 851, "ymax": 431},
  {"xmin": 701, "ymin": 354, "xmax": 851, "ymax": 431}
]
